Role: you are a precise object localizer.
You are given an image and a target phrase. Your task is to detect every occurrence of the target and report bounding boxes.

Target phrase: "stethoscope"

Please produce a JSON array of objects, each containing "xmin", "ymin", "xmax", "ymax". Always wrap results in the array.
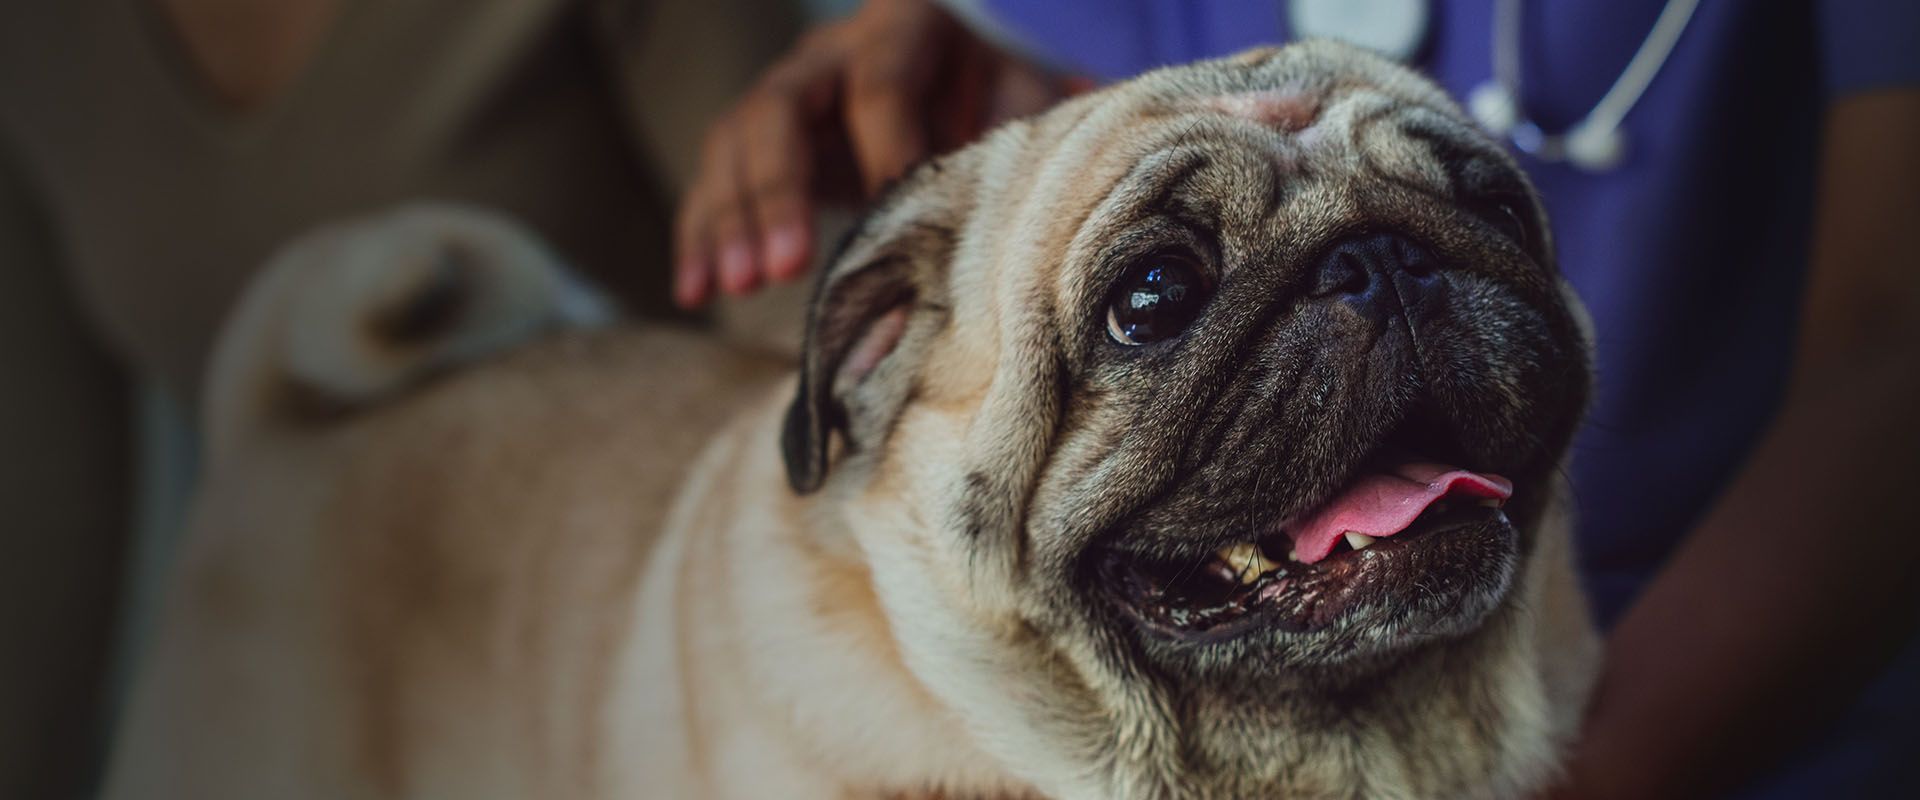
[{"xmin": 1287, "ymin": 0, "xmax": 1701, "ymax": 172}]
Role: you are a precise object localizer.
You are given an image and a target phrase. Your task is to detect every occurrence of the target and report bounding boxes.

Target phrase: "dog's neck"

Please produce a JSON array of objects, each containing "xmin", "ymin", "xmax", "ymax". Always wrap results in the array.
[{"xmin": 615, "ymin": 394, "xmax": 1039, "ymax": 799}]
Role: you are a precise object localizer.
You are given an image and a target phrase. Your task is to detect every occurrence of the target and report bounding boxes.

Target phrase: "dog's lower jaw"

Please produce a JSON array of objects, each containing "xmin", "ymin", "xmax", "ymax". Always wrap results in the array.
[
  {"xmin": 1151, "ymin": 604, "xmax": 1577, "ymax": 800},
  {"xmin": 1184, "ymin": 507, "xmax": 1595, "ymax": 800},
  {"xmin": 611, "ymin": 389, "xmax": 1042, "ymax": 800},
  {"xmin": 861, "ymin": 641, "xmax": 1576, "ymax": 800}
]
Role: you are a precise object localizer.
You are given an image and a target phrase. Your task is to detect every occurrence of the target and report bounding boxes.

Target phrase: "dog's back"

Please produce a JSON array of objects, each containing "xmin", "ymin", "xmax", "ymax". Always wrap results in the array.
[{"xmin": 103, "ymin": 206, "xmax": 784, "ymax": 799}]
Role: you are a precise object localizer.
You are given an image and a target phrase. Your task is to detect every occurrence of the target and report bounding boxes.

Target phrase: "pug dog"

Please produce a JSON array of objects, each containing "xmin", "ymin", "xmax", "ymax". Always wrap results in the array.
[{"xmin": 104, "ymin": 40, "xmax": 1598, "ymax": 800}]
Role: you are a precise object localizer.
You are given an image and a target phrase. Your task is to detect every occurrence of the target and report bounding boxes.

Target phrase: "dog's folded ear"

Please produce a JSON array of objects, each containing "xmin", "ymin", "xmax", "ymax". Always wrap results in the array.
[{"xmin": 782, "ymin": 164, "xmax": 968, "ymax": 494}]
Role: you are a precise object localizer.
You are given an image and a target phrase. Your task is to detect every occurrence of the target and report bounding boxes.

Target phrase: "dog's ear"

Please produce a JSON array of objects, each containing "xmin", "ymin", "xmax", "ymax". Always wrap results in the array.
[{"xmin": 782, "ymin": 166, "xmax": 966, "ymax": 494}]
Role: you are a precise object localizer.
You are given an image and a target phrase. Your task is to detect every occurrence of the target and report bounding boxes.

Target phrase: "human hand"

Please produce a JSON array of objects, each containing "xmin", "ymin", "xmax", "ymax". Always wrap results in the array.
[{"xmin": 672, "ymin": 0, "xmax": 1062, "ymax": 307}]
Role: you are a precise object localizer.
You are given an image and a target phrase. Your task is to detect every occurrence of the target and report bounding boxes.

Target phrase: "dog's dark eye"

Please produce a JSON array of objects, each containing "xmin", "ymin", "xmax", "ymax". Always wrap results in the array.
[
  {"xmin": 1106, "ymin": 257, "xmax": 1208, "ymax": 346},
  {"xmin": 1471, "ymin": 199, "xmax": 1532, "ymax": 250}
]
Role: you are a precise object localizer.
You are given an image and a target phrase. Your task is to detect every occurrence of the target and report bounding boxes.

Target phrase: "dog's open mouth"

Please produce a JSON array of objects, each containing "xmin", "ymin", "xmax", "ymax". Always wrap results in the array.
[{"xmin": 1097, "ymin": 431, "xmax": 1522, "ymax": 644}]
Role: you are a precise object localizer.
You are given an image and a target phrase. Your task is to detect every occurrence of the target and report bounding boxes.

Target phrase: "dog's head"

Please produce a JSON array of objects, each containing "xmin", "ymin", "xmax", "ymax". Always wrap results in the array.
[{"xmin": 783, "ymin": 41, "xmax": 1594, "ymax": 798}]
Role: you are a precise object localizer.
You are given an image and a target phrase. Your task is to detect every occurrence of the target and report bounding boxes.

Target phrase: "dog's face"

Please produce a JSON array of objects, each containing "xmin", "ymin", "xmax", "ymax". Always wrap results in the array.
[{"xmin": 783, "ymin": 42, "xmax": 1593, "ymax": 798}]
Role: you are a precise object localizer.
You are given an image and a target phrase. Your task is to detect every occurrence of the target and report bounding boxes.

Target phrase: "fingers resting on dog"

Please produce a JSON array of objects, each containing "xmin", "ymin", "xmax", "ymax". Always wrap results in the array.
[{"xmin": 672, "ymin": 0, "xmax": 1054, "ymax": 308}]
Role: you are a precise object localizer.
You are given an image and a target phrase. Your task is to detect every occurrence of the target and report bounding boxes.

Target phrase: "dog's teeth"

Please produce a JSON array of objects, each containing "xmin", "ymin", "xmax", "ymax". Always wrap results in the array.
[
  {"xmin": 1344, "ymin": 532, "xmax": 1377, "ymax": 551},
  {"xmin": 1202, "ymin": 559, "xmax": 1240, "ymax": 585},
  {"xmin": 1216, "ymin": 542, "xmax": 1279, "ymax": 584},
  {"xmin": 1287, "ymin": 548, "xmax": 1301, "ymax": 563},
  {"xmin": 1477, "ymin": 497, "xmax": 1504, "ymax": 508}
]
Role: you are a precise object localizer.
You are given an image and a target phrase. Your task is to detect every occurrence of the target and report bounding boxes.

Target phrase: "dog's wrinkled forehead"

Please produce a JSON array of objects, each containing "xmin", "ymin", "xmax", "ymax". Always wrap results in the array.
[
  {"xmin": 1116, "ymin": 43, "xmax": 1495, "ymax": 204},
  {"xmin": 974, "ymin": 41, "xmax": 1537, "ymax": 306}
]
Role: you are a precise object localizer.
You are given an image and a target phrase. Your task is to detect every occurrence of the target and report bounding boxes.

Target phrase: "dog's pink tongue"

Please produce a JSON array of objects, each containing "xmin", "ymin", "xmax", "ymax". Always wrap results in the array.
[{"xmin": 1286, "ymin": 464, "xmax": 1512, "ymax": 564}]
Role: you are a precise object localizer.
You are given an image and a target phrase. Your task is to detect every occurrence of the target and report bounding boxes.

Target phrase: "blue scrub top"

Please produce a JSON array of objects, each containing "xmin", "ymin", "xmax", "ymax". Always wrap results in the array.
[{"xmin": 966, "ymin": 0, "xmax": 1920, "ymax": 795}]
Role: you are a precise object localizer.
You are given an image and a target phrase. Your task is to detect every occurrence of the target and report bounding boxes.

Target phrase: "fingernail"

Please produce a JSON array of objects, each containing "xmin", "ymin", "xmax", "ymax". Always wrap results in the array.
[
  {"xmin": 763, "ymin": 224, "xmax": 807, "ymax": 281},
  {"xmin": 718, "ymin": 241, "xmax": 756, "ymax": 294},
  {"xmin": 673, "ymin": 261, "xmax": 703, "ymax": 307}
]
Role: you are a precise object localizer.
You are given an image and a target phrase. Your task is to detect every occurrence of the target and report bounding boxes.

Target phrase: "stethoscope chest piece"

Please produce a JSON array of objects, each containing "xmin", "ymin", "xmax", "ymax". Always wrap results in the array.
[
  {"xmin": 1286, "ymin": 0, "xmax": 1693, "ymax": 174},
  {"xmin": 1471, "ymin": 0, "xmax": 1698, "ymax": 173},
  {"xmin": 1469, "ymin": 81, "xmax": 1630, "ymax": 172}
]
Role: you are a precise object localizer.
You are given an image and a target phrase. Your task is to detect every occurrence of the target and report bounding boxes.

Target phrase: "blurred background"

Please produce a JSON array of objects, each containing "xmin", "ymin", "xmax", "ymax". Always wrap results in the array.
[
  {"xmin": 0, "ymin": 1, "xmax": 835, "ymax": 795},
  {"xmin": 2, "ymin": 1, "xmax": 1915, "ymax": 798}
]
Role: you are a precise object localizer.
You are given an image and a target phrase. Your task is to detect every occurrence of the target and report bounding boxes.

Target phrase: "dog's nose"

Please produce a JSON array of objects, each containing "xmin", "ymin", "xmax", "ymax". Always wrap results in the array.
[{"xmin": 1310, "ymin": 233, "xmax": 1445, "ymax": 328}]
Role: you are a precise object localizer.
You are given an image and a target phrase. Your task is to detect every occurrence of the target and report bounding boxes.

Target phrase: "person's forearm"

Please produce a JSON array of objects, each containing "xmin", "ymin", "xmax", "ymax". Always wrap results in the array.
[
  {"xmin": 1558, "ymin": 362, "xmax": 1920, "ymax": 799},
  {"xmin": 1556, "ymin": 90, "xmax": 1920, "ymax": 800}
]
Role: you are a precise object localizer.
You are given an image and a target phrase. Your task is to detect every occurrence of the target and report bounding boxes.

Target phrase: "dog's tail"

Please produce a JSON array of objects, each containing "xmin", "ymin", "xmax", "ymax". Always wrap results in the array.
[{"xmin": 202, "ymin": 204, "xmax": 615, "ymax": 460}]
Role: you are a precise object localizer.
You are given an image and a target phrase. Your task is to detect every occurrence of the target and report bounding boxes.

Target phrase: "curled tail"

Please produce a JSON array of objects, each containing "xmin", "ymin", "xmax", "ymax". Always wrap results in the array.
[{"xmin": 203, "ymin": 204, "xmax": 615, "ymax": 459}]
